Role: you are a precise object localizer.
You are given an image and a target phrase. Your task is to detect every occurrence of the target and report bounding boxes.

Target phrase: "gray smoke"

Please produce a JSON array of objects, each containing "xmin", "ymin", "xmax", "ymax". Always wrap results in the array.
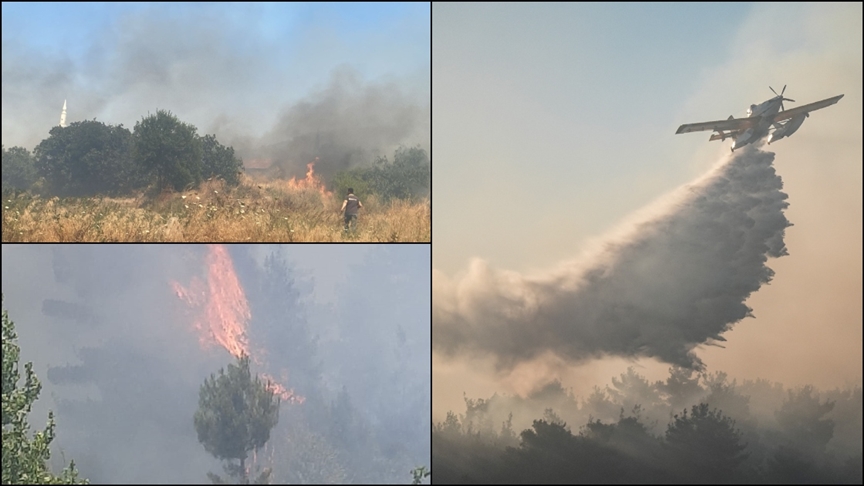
[
  {"xmin": 433, "ymin": 146, "xmax": 790, "ymax": 370},
  {"xmin": 228, "ymin": 65, "xmax": 429, "ymax": 181},
  {"xmin": 1, "ymin": 4, "xmax": 429, "ymax": 181}
]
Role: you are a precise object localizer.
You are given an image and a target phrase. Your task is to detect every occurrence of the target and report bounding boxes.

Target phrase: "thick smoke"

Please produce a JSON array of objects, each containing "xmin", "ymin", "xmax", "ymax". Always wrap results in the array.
[
  {"xmin": 231, "ymin": 66, "xmax": 429, "ymax": 181},
  {"xmin": 434, "ymin": 146, "xmax": 790, "ymax": 371},
  {"xmin": 1, "ymin": 4, "xmax": 429, "ymax": 182}
]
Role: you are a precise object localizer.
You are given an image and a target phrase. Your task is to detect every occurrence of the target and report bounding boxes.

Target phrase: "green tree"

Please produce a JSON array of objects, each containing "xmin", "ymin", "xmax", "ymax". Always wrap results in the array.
[
  {"xmin": 200, "ymin": 134, "xmax": 243, "ymax": 186},
  {"xmin": 133, "ymin": 110, "xmax": 202, "ymax": 192},
  {"xmin": 331, "ymin": 170, "xmax": 370, "ymax": 202},
  {"xmin": 368, "ymin": 145, "xmax": 430, "ymax": 202},
  {"xmin": 2, "ymin": 146, "xmax": 38, "ymax": 192},
  {"xmin": 391, "ymin": 145, "xmax": 430, "ymax": 193},
  {"xmin": 1, "ymin": 296, "xmax": 87, "ymax": 484},
  {"xmin": 331, "ymin": 145, "xmax": 430, "ymax": 202},
  {"xmin": 194, "ymin": 355, "xmax": 280, "ymax": 484},
  {"xmin": 664, "ymin": 403, "xmax": 749, "ymax": 482},
  {"xmin": 33, "ymin": 121, "xmax": 143, "ymax": 196}
]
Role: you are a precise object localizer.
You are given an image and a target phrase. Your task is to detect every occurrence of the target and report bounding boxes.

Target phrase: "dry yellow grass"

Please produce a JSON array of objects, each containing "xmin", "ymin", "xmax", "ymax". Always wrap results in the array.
[{"xmin": 2, "ymin": 177, "xmax": 430, "ymax": 242}]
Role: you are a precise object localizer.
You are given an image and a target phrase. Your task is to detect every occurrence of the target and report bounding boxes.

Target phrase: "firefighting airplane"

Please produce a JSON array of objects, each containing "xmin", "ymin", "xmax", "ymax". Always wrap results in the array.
[{"xmin": 676, "ymin": 86, "xmax": 843, "ymax": 151}]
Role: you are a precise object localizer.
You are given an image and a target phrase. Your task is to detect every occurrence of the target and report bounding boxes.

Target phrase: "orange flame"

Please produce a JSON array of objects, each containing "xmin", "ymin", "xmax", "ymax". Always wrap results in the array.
[
  {"xmin": 172, "ymin": 244, "xmax": 302, "ymax": 404},
  {"xmin": 286, "ymin": 158, "xmax": 334, "ymax": 198},
  {"xmin": 261, "ymin": 373, "xmax": 305, "ymax": 404}
]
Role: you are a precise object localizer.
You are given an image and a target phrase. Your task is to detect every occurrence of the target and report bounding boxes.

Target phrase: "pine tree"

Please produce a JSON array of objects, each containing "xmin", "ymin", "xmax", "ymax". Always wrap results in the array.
[{"xmin": 194, "ymin": 355, "xmax": 280, "ymax": 484}]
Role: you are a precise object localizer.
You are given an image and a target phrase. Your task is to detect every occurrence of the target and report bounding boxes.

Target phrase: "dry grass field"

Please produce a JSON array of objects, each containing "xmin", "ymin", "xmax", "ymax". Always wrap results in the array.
[{"xmin": 2, "ymin": 177, "xmax": 430, "ymax": 242}]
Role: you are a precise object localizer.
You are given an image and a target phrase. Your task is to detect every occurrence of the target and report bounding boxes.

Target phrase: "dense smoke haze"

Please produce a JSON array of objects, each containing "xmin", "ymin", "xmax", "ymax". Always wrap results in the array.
[
  {"xmin": 1, "ymin": 3, "xmax": 430, "ymax": 180},
  {"xmin": 433, "ymin": 366, "xmax": 862, "ymax": 483},
  {"xmin": 231, "ymin": 66, "xmax": 429, "ymax": 182},
  {"xmin": 1, "ymin": 244, "xmax": 430, "ymax": 483},
  {"xmin": 434, "ymin": 146, "xmax": 789, "ymax": 371}
]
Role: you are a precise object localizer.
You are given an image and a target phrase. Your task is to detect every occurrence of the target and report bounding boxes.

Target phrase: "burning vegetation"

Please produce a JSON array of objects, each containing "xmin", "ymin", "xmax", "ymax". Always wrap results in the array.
[
  {"xmin": 172, "ymin": 244, "xmax": 302, "ymax": 404},
  {"xmin": 3, "ymin": 244, "xmax": 430, "ymax": 483}
]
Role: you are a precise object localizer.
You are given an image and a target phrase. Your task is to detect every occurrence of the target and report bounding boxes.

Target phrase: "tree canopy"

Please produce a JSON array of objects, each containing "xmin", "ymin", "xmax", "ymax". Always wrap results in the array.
[
  {"xmin": 1, "ymin": 296, "xmax": 87, "ymax": 485},
  {"xmin": 433, "ymin": 366, "xmax": 862, "ymax": 484},
  {"xmin": 133, "ymin": 110, "xmax": 203, "ymax": 192},
  {"xmin": 200, "ymin": 134, "xmax": 243, "ymax": 187},
  {"xmin": 194, "ymin": 354, "xmax": 280, "ymax": 484},
  {"xmin": 332, "ymin": 145, "xmax": 430, "ymax": 202},
  {"xmin": 664, "ymin": 403, "xmax": 749, "ymax": 482},
  {"xmin": 2, "ymin": 146, "xmax": 38, "ymax": 193},
  {"xmin": 33, "ymin": 121, "xmax": 144, "ymax": 196}
]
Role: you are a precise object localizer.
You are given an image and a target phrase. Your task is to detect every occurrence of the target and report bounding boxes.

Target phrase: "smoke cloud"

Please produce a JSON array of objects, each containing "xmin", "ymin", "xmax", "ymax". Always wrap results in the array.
[
  {"xmin": 1, "ymin": 4, "xmax": 430, "ymax": 181},
  {"xmin": 434, "ymin": 146, "xmax": 790, "ymax": 371},
  {"xmin": 231, "ymin": 65, "xmax": 429, "ymax": 181}
]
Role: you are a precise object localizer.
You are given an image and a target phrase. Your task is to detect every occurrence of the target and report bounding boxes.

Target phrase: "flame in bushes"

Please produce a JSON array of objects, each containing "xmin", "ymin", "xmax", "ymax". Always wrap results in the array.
[{"xmin": 286, "ymin": 158, "xmax": 334, "ymax": 198}]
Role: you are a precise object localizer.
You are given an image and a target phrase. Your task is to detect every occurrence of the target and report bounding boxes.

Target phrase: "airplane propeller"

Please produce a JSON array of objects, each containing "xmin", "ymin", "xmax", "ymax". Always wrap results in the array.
[{"xmin": 770, "ymin": 85, "xmax": 795, "ymax": 111}]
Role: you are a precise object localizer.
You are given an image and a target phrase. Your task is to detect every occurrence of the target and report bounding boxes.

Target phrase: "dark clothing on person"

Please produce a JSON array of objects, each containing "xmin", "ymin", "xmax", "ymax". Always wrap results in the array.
[
  {"xmin": 344, "ymin": 213, "xmax": 358, "ymax": 231},
  {"xmin": 342, "ymin": 192, "xmax": 361, "ymax": 232},
  {"xmin": 344, "ymin": 194, "xmax": 360, "ymax": 215}
]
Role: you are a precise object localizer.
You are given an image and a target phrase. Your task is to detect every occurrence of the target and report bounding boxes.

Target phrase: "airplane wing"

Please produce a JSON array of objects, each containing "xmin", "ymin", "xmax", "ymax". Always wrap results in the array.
[
  {"xmin": 771, "ymin": 94, "xmax": 844, "ymax": 123},
  {"xmin": 675, "ymin": 116, "xmax": 757, "ymax": 134}
]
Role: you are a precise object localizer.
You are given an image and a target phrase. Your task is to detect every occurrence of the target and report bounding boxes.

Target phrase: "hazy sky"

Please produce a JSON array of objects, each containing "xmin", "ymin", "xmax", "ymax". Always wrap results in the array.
[
  {"xmin": 248, "ymin": 244, "xmax": 370, "ymax": 305},
  {"xmin": 1, "ymin": 2, "xmax": 430, "ymax": 165},
  {"xmin": 433, "ymin": 2, "xmax": 862, "ymax": 419}
]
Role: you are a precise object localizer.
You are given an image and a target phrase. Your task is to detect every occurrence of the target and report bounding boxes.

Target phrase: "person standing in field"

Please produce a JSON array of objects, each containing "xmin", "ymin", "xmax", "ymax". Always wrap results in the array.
[{"xmin": 340, "ymin": 188, "xmax": 363, "ymax": 232}]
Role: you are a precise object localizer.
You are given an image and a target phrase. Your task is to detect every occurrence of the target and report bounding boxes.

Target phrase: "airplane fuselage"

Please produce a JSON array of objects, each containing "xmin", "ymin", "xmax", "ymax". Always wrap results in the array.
[{"xmin": 731, "ymin": 97, "xmax": 784, "ymax": 150}]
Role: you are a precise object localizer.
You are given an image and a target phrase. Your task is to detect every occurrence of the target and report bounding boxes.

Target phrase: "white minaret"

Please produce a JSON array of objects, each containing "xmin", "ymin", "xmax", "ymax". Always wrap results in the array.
[{"xmin": 59, "ymin": 99, "xmax": 67, "ymax": 127}]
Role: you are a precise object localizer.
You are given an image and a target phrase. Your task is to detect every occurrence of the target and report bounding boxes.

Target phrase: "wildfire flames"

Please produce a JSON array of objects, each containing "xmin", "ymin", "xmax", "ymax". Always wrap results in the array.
[
  {"xmin": 172, "ymin": 244, "xmax": 303, "ymax": 404},
  {"xmin": 286, "ymin": 158, "xmax": 334, "ymax": 198},
  {"xmin": 244, "ymin": 156, "xmax": 334, "ymax": 199}
]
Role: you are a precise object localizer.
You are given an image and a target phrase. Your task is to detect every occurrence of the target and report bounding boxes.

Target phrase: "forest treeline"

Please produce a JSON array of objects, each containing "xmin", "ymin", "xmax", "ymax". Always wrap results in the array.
[
  {"xmin": 2, "ymin": 110, "xmax": 430, "ymax": 203},
  {"xmin": 2, "ymin": 111, "xmax": 243, "ymax": 196},
  {"xmin": 433, "ymin": 367, "xmax": 862, "ymax": 484}
]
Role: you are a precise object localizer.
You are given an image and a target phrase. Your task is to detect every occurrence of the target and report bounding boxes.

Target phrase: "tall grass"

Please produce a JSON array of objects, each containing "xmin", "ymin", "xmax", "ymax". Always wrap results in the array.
[{"xmin": 2, "ymin": 178, "xmax": 430, "ymax": 242}]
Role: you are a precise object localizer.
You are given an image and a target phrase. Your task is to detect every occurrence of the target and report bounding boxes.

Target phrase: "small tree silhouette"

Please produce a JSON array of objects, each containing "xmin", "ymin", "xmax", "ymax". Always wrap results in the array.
[{"xmin": 665, "ymin": 403, "xmax": 749, "ymax": 482}]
